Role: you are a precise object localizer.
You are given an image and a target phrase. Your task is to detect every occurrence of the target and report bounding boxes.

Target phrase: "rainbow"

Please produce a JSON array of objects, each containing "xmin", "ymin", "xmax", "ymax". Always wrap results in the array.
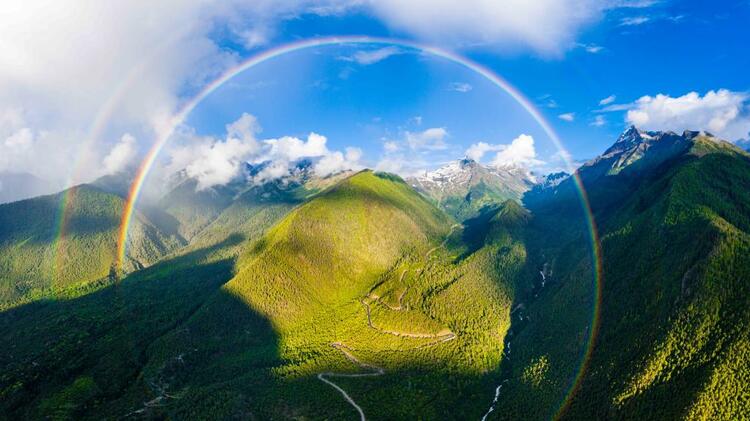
[
  {"xmin": 114, "ymin": 36, "xmax": 603, "ymax": 414},
  {"xmin": 52, "ymin": 29, "xmax": 193, "ymax": 280}
]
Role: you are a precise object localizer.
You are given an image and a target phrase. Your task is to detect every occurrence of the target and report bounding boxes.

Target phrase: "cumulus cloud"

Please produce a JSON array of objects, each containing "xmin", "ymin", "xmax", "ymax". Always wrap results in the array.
[
  {"xmin": 315, "ymin": 147, "xmax": 363, "ymax": 176},
  {"xmin": 263, "ymin": 133, "xmax": 329, "ymax": 162},
  {"xmin": 599, "ymin": 94, "xmax": 617, "ymax": 105},
  {"xmin": 0, "ymin": 0, "xmax": 250, "ymax": 186},
  {"xmin": 465, "ymin": 142, "xmax": 504, "ymax": 161},
  {"xmin": 626, "ymin": 89, "xmax": 750, "ymax": 140},
  {"xmin": 450, "ymin": 82, "xmax": 473, "ymax": 93},
  {"xmin": 465, "ymin": 134, "xmax": 543, "ymax": 168},
  {"xmin": 558, "ymin": 113, "xmax": 576, "ymax": 122},
  {"xmin": 182, "ymin": 114, "xmax": 262, "ymax": 190},
  {"xmin": 0, "ymin": 0, "xmax": 654, "ymax": 187},
  {"xmin": 165, "ymin": 113, "xmax": 362, "ymax": 189},
  {"xmin": 406, "ymin": 127, "xmax": 450, "ymax": 151},
  {"xmin": 489, "ymin": 134, "xmax": 543, "ymax": 168},
  {"xmin": 102, "ymin": 134, "xmax": 138, "ymax": 175}
]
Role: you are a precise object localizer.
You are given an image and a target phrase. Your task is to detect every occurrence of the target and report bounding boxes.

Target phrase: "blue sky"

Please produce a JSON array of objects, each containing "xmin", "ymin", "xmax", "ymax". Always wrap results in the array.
[
  {"xmin": 183, "ymin": 0, "xmax": 750, "ymax": 176},
  {"xmin": 1, "ymin": 0, "xmax": 749, "ymax": 188}
]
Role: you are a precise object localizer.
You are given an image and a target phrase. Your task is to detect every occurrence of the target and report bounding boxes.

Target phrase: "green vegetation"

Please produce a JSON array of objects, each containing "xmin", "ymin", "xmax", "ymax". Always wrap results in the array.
[
  {"xmin": 0, "ymin": 170, "xmax": 533, "ymax": 419},
  {"xmin": 492, "ymin": 135, "xmax": 750, "ymax": 420},
  {"xmin": 1, "ymin": 132, "xmax": 749, "ymax": 419},
  {"xmin": 0, "ymin": 185, "xmax": 182, "ymax": 306}
]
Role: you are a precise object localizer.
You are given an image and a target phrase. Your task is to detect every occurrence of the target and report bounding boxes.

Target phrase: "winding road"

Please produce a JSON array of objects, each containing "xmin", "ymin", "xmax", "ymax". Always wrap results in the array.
[{"xmin": 316, "ymin": 224, "xmax": 462, "ymax": 420}]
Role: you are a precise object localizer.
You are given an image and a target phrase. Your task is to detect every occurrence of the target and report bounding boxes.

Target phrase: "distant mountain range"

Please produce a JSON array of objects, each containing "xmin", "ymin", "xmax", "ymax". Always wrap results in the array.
[
  {"xmin": 407, "ymin": 158, "xmax": 537, "ymax": 220},
  {"xmin": 1, "ymin": 127, "xmax": 748, "ymax": 420},
  {"xmin": 0, "ymin": 171, "xmax": 54, "ymax": 204}
]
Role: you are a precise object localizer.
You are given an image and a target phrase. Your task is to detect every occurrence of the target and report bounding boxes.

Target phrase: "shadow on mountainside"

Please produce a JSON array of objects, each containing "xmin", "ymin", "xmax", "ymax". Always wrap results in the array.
[{"xmin": 0, "ymin": 234, "xmax": 283, "ymax": 419}]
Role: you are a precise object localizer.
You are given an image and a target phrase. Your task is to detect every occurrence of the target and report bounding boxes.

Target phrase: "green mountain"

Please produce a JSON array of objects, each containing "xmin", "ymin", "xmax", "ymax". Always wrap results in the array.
[
  {"xmin": 0, "ymin": 128, "xmax": 749, "ymax": 420},
  {"xmin": 0, "ymin": 170, "xmax": 532, "ymax": 419},
  {"xmin": 493, "ymin": 130, "xmax": 750, "ymax": 419},
  {"xmin": 0, "ymin": 184, "xmax": 182, "ymax": 307}
]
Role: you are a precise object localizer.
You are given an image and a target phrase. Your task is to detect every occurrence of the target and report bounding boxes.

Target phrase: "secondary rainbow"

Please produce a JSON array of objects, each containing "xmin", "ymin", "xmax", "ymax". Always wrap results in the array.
[{"xmin": 115, "ymin": 36, "xmax": 603, "ymax": 412}]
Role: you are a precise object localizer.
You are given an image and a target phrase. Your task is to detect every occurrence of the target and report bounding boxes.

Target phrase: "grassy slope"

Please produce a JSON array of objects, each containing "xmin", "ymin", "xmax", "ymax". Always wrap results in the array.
[
  {"xmin": 109, "ymin": 171, "xmax": 529, "ymax": 419},
  {"xmin": 492, "ymin": 139, "xmax": 750, "ymax": 420},
  {"xmin": 0, "ymin": 185, "xmax": 182, "ymax": 306},
  {"xmin": 0, "ymin": 178, "xmax": 314, "ymax": 419}
]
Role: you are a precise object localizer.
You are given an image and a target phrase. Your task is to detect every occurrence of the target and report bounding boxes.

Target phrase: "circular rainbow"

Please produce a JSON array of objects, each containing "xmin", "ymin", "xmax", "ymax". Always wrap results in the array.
[{"xmin": 114, "ymin": 36, "xmax": 602, "ymax": 416}]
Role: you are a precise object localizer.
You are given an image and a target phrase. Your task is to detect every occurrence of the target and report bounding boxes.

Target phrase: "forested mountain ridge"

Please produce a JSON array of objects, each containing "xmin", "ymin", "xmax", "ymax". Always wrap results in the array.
[
  {"xmin": 0, "ymin": 128, "xmax": 748, "ymax": 419},
  {"xmin": 493, "ymin": 131, "xmax": 750, "ymax": 419}
]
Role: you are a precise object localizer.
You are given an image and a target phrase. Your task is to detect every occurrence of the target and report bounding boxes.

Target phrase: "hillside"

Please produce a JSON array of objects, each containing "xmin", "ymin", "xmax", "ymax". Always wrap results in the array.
[
  {"xmin": 492, "ymin": 132, "xmax": 750, "ymax": 419},
  {"xmin": 1, "ymin": 129, "xmax": 748, "ymax": 419},
  {"xmin": 0, "ymin": 185, "xmax": 182, "ymax": 306},
  {"xmin": 0, "ymin": 170, "xmax": 534, "ymax": 419},
  {"xmin": 128, "ymin": 170, "xmax": 534, "ymax": 419}
]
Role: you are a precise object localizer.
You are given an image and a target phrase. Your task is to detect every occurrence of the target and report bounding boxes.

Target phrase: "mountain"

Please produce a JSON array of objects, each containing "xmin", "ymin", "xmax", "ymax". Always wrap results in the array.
[
  {"xmin": 407, "ymin": 158, "xmax": 536, "ymax": 220},
  {"xmin": 159, "ymin": 160, "xmax": 349, "ymax": 242},
  {"xmin": 0, "ymin": 171, "xmax": 54, "ymax": 204},
  {"xmin": 0, "ymin": 170, "xmax": 532, "ymax": 419},
  {"xmin": 0, "ymin": 184, "xmax": 183, "ymax": 306},
  {"xmin": 495, "ymin": 128, "xmax": 750, "ymax": 419},
  {"xmin": 1, "ymin": 128, "xmax": 749, "ymax": 419}
]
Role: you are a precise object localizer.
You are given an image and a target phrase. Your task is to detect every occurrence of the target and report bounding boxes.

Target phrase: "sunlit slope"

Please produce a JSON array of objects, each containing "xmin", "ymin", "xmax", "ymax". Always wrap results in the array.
[
  {"xmin": 227, "ymin": 170, "xmax": 452, "ymax": 323},
  {"xmin": 494, "ymin": 137, "xmax": 750, "ymax": 420},
  {"xmin": 0, "ymin": 185, "xmax": 181, "ymax": 306},
  {"xmin": 132, "ymin": 171, "xmax": 528, "ymax": 419}
]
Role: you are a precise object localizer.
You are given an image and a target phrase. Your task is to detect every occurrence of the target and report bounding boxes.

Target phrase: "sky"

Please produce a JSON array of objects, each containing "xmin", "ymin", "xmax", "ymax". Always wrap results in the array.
[{"xmin": 1, "ymin": 0, "xmax": 749, "ymax": 194}]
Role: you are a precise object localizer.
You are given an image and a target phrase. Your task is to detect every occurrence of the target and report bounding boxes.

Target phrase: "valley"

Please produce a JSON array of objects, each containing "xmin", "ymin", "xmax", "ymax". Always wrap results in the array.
[{"xmin": 0, "ymin": 128, "xmax": 748, "ymax": 419}]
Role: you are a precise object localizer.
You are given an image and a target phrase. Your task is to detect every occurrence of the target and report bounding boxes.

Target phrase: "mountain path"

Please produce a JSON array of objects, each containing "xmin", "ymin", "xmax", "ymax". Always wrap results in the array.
[{"xmin": 317, "ymin": 224, "xmax": 461, "ymax": 420}]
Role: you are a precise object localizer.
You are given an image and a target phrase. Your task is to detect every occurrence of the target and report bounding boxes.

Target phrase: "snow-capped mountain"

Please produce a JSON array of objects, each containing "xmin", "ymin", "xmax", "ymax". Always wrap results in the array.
[
  {"xmin": 407, "ymin": 158, "xmax": 536, "ymax": 220},
  {"xmin": 579, "ymin": 126, "xmax": 701, "ymax": 178},
  {"xmin": 537, "ymin": 171, "xmax": 569, "ymax": 189}
]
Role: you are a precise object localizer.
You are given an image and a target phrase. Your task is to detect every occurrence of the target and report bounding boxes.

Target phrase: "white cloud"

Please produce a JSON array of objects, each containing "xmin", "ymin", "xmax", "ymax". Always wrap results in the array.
[
  {"xmin": 576, "ymin": 42, "xmax": 604, "ymax": 53},
  {"xmin": 263, "ymin": 133, "xmax": 329, "ymax": 162},
  {"xmin": 489, "ymin": 134, "xmax": 543, "ymax": 168},
  {"xmin": 465, "ymin": 141, "xmax": 504, "ymax": 161},
  {"xmin": 590, "ymin": 115, "xmax": 607, "ymax": 127},
  {"xmin": 620, "ymin": 16, "xmax": 651, "ymax": 26},
  {"xmin": 315, "ymin": 147, "xmax": 363, "ymax": 176},
  {"xmin": 167, "ymin": 113, "xmax": 362, "ymax": 188},
  {"xmin": 626, "ymin": 89, "xmax": 750, "ymax": 140},
  {"xmin": 102, "ymin": 134, "xmax": 138, "ymax": 175},
  {"xmin": 374, "ymin": 155, "xmax": 433, "ymax": 177},
  {"xmin": 341, "ymin": 46, "xmax": 401, "ymax": 65},
  {"xmin": 539, "ymin": 95, "xmax": 559, "ymax": 109},
  {"xmin": 183, "ymin": 114, "xmax": 262, "ymax": 190},
  {"xmin": 406, "ymin": 127, "xmax": 450, "ymax": 151},
  {"xmin": 0, "ymin": 0, "xmax": 657, "ymax": 187},
  {"xmin": 599, "ymin": 94, "xmax": 617, "ymax": 105},
  {"xmin": 558, "ymin": 112, "xmax": 576, "ymax": 122},
  {"xmin": 0, "ymin": 0, "xmax": 248, "ymax": 185},
  {"xmin": 450, "ymin": 82, "xmax": 473, "ymax": 93},
  {"xmin": 384, "ymin": 141, "xmax": 400, "ymax": 153},
  {"xmin": 465, "ymin": 134, "xmax": 543, "ymax": 168},
  {"xmin": 368, "ymin": 0, "xmax": 610, "ymax": 55}
]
